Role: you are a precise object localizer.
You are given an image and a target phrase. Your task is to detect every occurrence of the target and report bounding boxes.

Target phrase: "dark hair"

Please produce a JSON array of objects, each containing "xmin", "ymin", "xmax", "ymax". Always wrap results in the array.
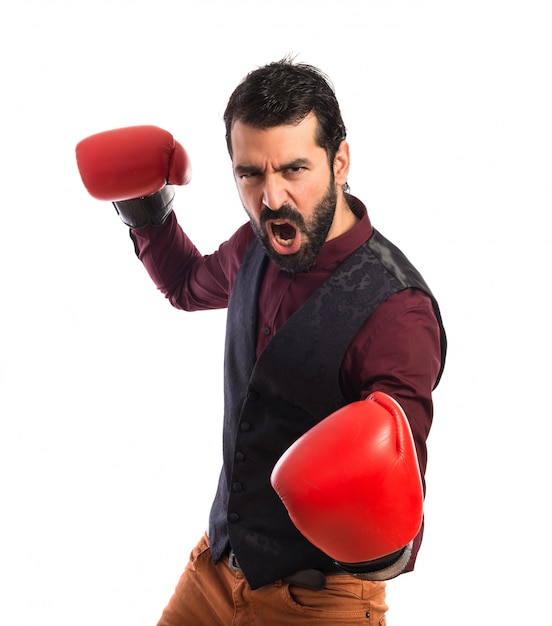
[{"xmin": 224, "ymin": 57, "xmax": 347, "ymax": 164}]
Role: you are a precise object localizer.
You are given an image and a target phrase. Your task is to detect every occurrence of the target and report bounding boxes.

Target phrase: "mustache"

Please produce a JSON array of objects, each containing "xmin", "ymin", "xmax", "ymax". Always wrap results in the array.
[{"xmin": 260, "ymin": 204, "xmax": 306, "ymax": 230}]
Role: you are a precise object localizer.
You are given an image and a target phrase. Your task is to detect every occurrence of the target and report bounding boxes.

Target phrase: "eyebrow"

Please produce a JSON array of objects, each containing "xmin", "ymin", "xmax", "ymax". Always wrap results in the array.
[{"xmin": 234, "ymin": 158, "xmax": 312, "ymax": 176}]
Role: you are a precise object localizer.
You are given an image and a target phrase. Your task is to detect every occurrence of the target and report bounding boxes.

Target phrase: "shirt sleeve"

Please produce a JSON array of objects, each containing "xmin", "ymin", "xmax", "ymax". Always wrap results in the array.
[
  {"xmin": 129, "ymin": 211, "xmax": 254, "ymax": 311},
  {"xmin": 340, "ymin": 287, "xmax": 443, "ymax": 479}
]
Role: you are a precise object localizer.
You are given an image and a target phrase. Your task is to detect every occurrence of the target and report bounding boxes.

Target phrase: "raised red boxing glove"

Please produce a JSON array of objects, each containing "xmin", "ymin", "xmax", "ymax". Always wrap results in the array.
[
  {"xmin": 75, "ymin": 125, "xmax": 191, "ymax": 227},
  {"xmin": 271, "ymin": 391, "xmax": 423, "ymax": 577}
]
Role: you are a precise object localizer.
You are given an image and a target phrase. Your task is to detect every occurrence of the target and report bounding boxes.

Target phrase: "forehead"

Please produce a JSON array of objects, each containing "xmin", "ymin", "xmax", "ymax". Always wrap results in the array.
[{"xmin": 230, "ymin": 113, "xmax": 322, "ymax": 162}]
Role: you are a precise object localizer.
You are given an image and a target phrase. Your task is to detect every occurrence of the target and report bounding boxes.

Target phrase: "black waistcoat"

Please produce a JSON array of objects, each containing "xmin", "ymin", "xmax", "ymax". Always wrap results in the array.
[{"xmin": 208, "ymin": 230, "xmax": 446, "ymax": 589}]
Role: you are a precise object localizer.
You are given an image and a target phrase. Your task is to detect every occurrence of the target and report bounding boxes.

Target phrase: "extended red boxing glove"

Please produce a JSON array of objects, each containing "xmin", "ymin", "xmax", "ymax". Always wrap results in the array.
[
  {"xmin": 75, "ymin": 125, "xmax": 192, "ymax": 228},
  {"xmin": 271, "ymin": 391, "xmax": 423, "ymax": 579}
]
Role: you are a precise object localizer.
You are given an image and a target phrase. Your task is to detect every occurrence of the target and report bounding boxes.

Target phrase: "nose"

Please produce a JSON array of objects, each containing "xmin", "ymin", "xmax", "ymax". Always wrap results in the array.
[{"xmin": 262, "ymin": 174, "xmax": 287, "ymax": 211}]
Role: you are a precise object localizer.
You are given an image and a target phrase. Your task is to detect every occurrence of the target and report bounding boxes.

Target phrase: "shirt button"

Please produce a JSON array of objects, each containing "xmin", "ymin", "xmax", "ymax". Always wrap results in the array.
[
  {"xmin": 235, "ymin": 451, "xmax": 245, "ymax": 462},
  {"xmin": 232, "ymin": 482, "xmax": 243, "ymax": 492},
  {"xmin": 240, "ymin": 421, "xmax": 251, "ymax": 432},
  {"xmin": 263, "ymin": 326, "xmax": 271, "ymax": 336},
  {"xmin": 247, "ymin": 389, "xmax": 259, "ymax": 402},
  {"xmin": 229, "ymin": 512, "xmax": 240, "ymax": 523}
]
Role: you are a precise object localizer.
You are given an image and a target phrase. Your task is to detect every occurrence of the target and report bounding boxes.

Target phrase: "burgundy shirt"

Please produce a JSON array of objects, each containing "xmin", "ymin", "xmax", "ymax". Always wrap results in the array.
[{"xmin": 131, "ymin": 195, "xmax": 442, "ymax": 486}]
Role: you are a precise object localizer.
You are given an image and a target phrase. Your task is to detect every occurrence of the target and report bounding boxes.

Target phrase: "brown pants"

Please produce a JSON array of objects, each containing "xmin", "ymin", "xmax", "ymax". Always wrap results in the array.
[{"xmin": 157, "ymin": 534, "xmax": 388, "ymax": 625}]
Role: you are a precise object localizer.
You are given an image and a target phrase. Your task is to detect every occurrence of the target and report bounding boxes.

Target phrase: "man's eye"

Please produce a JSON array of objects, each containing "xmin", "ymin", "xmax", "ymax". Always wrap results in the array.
[
  {"xmin": 239, "ymin": 172, "xmax": 262, "ymax": 184},
  {"xmin": 287, "ymin": 167, "xmax": 305, "ymax": 176}
]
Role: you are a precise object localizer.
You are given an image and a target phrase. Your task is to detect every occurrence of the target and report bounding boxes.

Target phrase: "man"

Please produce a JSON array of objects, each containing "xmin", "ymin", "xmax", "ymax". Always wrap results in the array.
[{"xmin": 76, "ymin": 58, "xmax": 446, "ymax": 625}]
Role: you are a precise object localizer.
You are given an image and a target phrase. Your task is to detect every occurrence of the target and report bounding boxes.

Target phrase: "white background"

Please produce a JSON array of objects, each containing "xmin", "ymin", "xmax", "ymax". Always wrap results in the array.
[{"xmin": 1, "ymin": 1, "xmax": 551, "ymax": 624}]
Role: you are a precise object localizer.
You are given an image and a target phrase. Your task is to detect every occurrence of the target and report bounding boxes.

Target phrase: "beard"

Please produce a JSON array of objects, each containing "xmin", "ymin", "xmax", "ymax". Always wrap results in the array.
[{"xmin": 250, "ymin": 181, "xmax": 338, "ymax": 273}]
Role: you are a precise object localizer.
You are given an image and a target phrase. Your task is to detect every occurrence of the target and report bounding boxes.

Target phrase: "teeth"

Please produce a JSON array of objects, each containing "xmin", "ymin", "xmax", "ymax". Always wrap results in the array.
[
  {"xmin": 274, "ymin": 234, "xmax": 294, "ymax": 246},
  {"xmin": 271, "ymin": 221, "xmax": 296, "ymax": 245}
]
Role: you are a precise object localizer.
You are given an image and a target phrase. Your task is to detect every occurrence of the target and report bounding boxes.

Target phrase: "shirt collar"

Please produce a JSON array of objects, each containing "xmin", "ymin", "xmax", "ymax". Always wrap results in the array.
[{"xmin": 306, "ymin": 195, "xmax": 373, "ymax": 273}]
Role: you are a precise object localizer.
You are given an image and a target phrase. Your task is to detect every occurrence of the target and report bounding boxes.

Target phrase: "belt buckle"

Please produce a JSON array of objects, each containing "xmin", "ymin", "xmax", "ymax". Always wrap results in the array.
[
  {"xmin": 284, "ymin": 569, "xmax": 326, "ymax": 591},
  {"xmin": 228, "ymin": 549, "xmax": 326, "ymax": 591},
  {"xmin": 228, "ymin": 550, "xmax": 242, "ymax": 572}
]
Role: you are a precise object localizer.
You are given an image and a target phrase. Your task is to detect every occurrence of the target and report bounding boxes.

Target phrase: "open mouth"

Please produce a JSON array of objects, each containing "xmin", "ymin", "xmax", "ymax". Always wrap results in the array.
[
  {"xmin": 272, "ymin": 221, "xmax": 297, "ymax": 245},
  {"xmin": 268, "ymin": 220, "xmax": 302, "ymax": 255}
]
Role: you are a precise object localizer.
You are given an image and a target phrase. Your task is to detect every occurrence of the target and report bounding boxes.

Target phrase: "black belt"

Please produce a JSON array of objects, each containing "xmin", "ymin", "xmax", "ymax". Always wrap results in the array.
[{"xmin": 227, "ymin": 549, "xmax": 344, "ymax": 591}]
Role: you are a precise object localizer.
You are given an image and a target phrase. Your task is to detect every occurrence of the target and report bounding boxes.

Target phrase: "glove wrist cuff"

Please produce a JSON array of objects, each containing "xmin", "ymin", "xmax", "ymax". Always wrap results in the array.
[
  {"xmin": 336, "ymin": 541, "xmax": 413, "ymax": 581},
  {"xmin": 113, "ymin": 185, "xmax": 175, "ymax": 228}
]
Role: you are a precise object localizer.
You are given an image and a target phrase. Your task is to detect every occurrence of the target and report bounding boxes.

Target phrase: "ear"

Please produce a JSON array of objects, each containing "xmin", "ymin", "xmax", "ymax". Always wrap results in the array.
[{"xmin": 333, "ymin": 140, "xmax": 350, "ymax": 187}]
